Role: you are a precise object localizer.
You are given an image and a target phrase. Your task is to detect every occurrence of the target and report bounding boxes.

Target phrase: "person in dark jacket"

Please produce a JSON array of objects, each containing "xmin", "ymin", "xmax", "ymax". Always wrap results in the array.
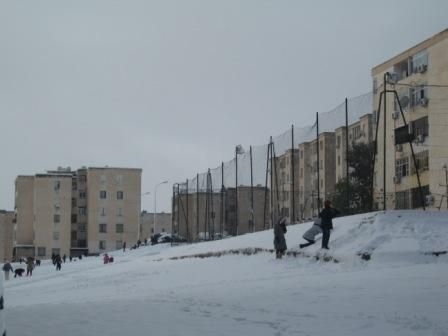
[
  {"xmin": 2, "ymin": 261, "xmax": 13, "ymax": 281},
  {"xmin": 273, "ymin": 217, "xmax": 288, "ymax": 259},
  {"xmin": 318, "ymin": 200, "xmax": 340, "ymax": 249},
  {"xmin": 63, "ymin": 254, "xmax": 66, "ymax": 263}
]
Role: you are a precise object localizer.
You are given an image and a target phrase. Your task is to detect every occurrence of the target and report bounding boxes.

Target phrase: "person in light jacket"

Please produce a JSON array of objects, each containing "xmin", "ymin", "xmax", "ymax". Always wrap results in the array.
[
  {"xmin": 299, "ymin": 218, "xmax": 323, "ymax": 249},
  {"xmin": 2, "ymin": 261, "xmax": 13, "ymax": 281},
  {"xmin": 273, "ymin": 217, "xmax": 287, "ymax": 259}
]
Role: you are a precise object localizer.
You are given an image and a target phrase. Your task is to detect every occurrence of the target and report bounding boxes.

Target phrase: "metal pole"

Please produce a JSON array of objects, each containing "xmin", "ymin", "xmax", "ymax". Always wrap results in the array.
[
  {"xmin": 171, "ymin": 184, "xmax": 175, "ymax": 246},
  {"xmin": 221, "ymin": 162, "xmax": 224, "ymax": 236},
  {"xmin": 196, "ymin": 173, "xmax": 199, "ymax": 240},
  {"xmin": 186, "ymin": 179, "xmax": 189, "ymax": 240},
  {"xmin": 316, "ymin": 112, "xmax": 320, "ymax": 212},
  {"xmin": 371, "ymin": 91, "xmax": 384, "ymax": 210},
  {"xmin": 446, "ymin": 168, "xmax": 448, "ymax": 210},
  {"xmin": 345, "ymin": 98, "xmax": 350, "ymax": 214},
  {"xmin": 250, "ymin": 146, "xmax": 254, "ymax": 232},
  {"xmin": 235, "ymin": 148, "xmax": 238, "ymax": 236},
  {"xmin": 176, "ymin": 184, "xmax": 180, "ymax": 240},
  {"xmin": 263, "ymin": 142, "xmax": 270, "ymax": 230},
  {"xmin": 270, "ymin": 137, "xmax": 274, "ymax": 228},
  {"xmin": 291, "ymin": 124, "xmax": 295, "ymax": 222},
  {"xmin": 383, "ymin": 73, "xmax": 387, "ymax": 210}
]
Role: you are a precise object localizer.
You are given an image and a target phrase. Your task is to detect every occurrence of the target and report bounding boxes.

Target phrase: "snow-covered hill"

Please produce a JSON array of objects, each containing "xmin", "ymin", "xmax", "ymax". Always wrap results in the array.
[{"xmin": 4, "ymin": 211, "xmax": 448, "ymax": 336}]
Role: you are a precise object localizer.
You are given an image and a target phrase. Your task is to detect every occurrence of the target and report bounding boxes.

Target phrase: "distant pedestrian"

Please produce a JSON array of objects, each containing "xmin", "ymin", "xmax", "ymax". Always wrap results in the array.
[
  {"xmin": 144, "ymin": 238, "xmax": 148, "ymax": 246},
  {"xmin": 35, "ymin": 259, "xmax": 41, "ymax": 266},
  {"xmin": 103, "ymin": 254, "xmax": 109, "ymax": 264},
  {"xmin": 123, "ymin": 242, "xmax": 126, "ymax": 252},
  {"xmin": 300, "ymin": 218, "xmax": 322, "ymax": 249},
  {"xmin": 137, "ymin": 239, "xmax": 141, "ymax": 248},
  {"xmin": 2, "ymin": 260, "xmax": 13, "ymax": 281},
  {"xmin": 79, "ymin": 254, "xmax": 82, "ymax": 260},
  {"xmin": 273, "ymin": 217, "xmax": 287, "ymax": 259},
  {"xmin": 319, "ymin": 200, "xmax": 340, "ymax": 250},
  {"xmin": 69, "ymin": 256, "xmax": 73, "ymax": 262},
  {"xmin": 63, "ymin": 254, "xmax": 66, "ymax": 263},
  {"xmin": 56, "ymin": 260, "xmax": 62, "ymax": 271},
  {"xmin": 26, "ymin": 257, "xmax": 34, "ymax": 276}
]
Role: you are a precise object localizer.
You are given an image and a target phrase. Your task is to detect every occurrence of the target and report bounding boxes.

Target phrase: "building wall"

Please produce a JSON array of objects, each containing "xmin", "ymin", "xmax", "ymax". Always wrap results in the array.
[
  {"xmin": 140, "ymin": 211, "xmax": 172, "ymax": 239},
  {"xmin": 0, "ymin": 211, "xmax": 14, "ymax": 262},
  {"xmin": 372, "ymin": 29, "xmax": 448, "ymax": 210},
  {"xmin": 33, "ymin": 175, "xmax": 72, "ymax": 259},
  {"xmin": 87, "ymin": 168, "xmax": 141, "ymax": 254},
  {"xmin": 298, "ymin": 142, "xmax": 314, "ymax": 220},
  {"xmin": 14, "ymin": 176, "xmax": 34, "ymax": 246}
]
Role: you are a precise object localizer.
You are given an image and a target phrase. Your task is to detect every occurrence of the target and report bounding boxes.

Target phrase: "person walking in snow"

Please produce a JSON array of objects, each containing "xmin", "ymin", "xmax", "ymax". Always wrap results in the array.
[
  {"xmin": 273, "ymin": 217, "xmax": 288, "ymax": 259},
  {"xmin": 319, "ymin": 200, "xmax": 340, "ymax": 250},
  {"xmin": 55, "ymin": 258, "xmax": 62, "ymax": 271},
  {"xmin": 299, "ymin": 218, "xmax": 323, "ymax": 249},
  {"xmin": 2, "ymin": 260, "xmax": 13, "ymax": 281},
  {"xmin": 63, "ymin": 254, "xmax": 66, "ymax": 263},
  {"xmin": 26, "ymin": 257, "xmax": 34, "ymax": 276},
  {"xmin": 103, "ymin": 254, "xmax": 109, "ymax": 264},
  {"xmin": 122, "ymin": 242, "xmax": 126, "ymax": 252}
]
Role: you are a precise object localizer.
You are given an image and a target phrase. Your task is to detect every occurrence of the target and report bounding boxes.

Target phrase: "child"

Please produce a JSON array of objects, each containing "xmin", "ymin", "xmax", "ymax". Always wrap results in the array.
[
  {"xmin": 299, "ymin": 218, "xmax": 322, "ymax": 249},
  {"xmin": 273, "ymin": 217, "xmax": 287, "ymax": 259}
]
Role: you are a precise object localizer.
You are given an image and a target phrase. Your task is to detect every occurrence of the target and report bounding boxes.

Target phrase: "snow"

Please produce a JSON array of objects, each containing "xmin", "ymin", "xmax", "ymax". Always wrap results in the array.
[{"xmin": 3, "ymin": 210, "xmax": 448, "ymax": 336}]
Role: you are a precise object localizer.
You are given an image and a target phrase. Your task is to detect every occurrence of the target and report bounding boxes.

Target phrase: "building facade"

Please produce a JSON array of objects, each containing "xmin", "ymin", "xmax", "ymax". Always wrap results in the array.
[
  {"xmin": 0, "ymin": 210, "xmax": 14, "ymax": 262},
  {"xmin": 13, "ymin": 167, "xmax": 142, "ymax": 259},
  {"xmin": 140, "ymin": 211, "xmax": 172, "ymax": 240},
  {"xmin": 372, "ymin": 29, "xmax": 448, "ymax": 210}
]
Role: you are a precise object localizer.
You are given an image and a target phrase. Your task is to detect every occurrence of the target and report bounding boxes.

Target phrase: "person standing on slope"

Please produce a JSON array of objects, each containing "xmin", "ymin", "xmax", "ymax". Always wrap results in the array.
[
  {"xmin": 26, "ymin": 257, "xmax": 34, "ymax": 276},
  {"xmin": 319, "ymin": 200, "xmax": 340, "ymax": 250},
  {"xmin": 2, "ymin": 260, "xmax": 13, "ymax": 281},
  {"xmin": 273, "ymin": 217, "xmax": 288, "ymax": 259}
]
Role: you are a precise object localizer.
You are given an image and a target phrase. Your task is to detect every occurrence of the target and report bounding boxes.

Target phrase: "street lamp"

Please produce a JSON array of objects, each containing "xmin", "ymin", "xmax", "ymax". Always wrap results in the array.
[{"xmin": 154, "ymin": 180, "xmax": 168, "ymax": 236}]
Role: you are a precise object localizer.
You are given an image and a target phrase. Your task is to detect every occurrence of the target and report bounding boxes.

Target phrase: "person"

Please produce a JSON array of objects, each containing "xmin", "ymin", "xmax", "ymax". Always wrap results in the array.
[
  {"xmin": 14, "ymin": 268, "xmax": 25, "ymax": 278},
  {"xmin": 103, "ymin": 253, "xmax": 109, "ymax": 264},
  {"xmin": 273, "ymin": 217, "xmax": 287, "ymax": 259},
  {"xmin": 319, "ymin": 200, "xmax": 340, "ymax": 250},
  {"xmin": 137, "ymin": 239, "xmax": 141, "ymax": 248},
  {"xmin": 144, "ymin": 238, "xmax": 148, "ymax": 246},
  {"xmin": 79, "ymin": 254, "xmax": 82, "ymax": 260},
  {"xmin": 2, "ymin": 260, "xmax": 13, "ymax": 281},
  {"xmin": 63, "ymin": 254, "xmax": 66, "ymax": 263},
  {"xmin": 299, "ymin": 218, "xmax": 323, "ymax": 249},
  {"xmin": 35, "ymin": 259, "xmax": 41, "ymax": 266},
  {"xmin": 122, "ymin": 242, "xmax": 126, "ymax": 252},
  {"xmin": 69, "ymin": 255, "xmax": 73, "ymax": 262},
  {"xmin": 26, "ymin": 257, "xmax": 34, "ymax": 276},
  {"xmin": 55, "ymin": 257, "xmax": 62, "ymax": 271}
]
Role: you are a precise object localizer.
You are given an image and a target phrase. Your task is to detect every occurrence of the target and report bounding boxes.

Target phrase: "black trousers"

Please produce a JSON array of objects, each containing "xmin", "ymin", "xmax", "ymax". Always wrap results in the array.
[
  {"xmin": 299, "ymin": 238, "xmax": 315, "ymax": 249},
  {"xmin": 322, "ymin": 228, "xmax": 331, "ymax": 249}
]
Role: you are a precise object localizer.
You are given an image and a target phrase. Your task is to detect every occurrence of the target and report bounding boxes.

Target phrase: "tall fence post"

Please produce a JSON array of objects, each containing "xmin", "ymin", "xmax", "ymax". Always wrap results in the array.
[
  {"xmin": 316, "ymin": 112, "xmax": 320, "ymax": 213},
  {"xmin": 345, "ymin": 98, "xmax": 350, "ymax": 214},
  {"xmin": 291, "ymin": 124, "xmax": 295, "ymax": 223},
  {"xmin": 250, "ymin": 146, "xmax": 254, "ymax": 232}
]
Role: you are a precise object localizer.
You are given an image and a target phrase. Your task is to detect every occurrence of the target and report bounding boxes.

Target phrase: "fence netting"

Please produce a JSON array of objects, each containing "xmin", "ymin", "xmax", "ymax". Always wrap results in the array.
[{"xmin": 173, "ymin": 91, "xmax": 375, "ymax": 243}]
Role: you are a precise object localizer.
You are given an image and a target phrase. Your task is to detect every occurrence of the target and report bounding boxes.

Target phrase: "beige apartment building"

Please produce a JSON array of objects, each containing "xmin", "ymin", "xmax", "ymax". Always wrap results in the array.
[
  {"xmin": 0, "ymin": 210, "xmax": 14, "ymax": 262},
  {"xmin": 372, "ymin": 29, "xmax": 448, "ymax": 210},
  {"xmin": 272, "ymin": 149, "xmax": 300, "ymax": 224},
  {"xmin": 335, "ymin": 114, "xmax": 374, "ymax": 183},
  {"xmin": 298, "ymin": 132, "xmax": 336, "ymax": 219},
  {"xmin": 140, "ymin": 211, "xmax": 172, "ymax": 240},
  {"xmin": 14, "ymin": 167, "xmax": 142, "ymax": 259},
  {"xmin": 172, "ymin": 186, "xmax": 269, "ymax": 241}
]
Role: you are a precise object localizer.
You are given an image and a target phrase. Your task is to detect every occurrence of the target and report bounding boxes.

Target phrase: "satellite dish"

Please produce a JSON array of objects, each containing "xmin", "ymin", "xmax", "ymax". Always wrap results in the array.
[{"xmin": 399, "ymin": 96, "xmax": 410, "ymax": 108}]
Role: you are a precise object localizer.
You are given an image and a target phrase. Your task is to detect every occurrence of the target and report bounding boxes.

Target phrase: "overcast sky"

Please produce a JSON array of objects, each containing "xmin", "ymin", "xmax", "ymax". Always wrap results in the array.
[{"xmin": 1, "ymin": 0, "xmax": 447, "ymax": 212}]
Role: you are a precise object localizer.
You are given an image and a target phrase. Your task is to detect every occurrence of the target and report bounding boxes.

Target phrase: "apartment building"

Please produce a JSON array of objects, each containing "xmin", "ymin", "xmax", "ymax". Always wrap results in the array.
[
  {"xmin": 0, "ymin": 210, "xmax": 14, "ymax": 262},
  {"xmin": 172, "ymin": 186, "xmax": 269, "ymax": 241},
  {"xmin": 298, "ymin": 132, "xmax": 336, "ymax": 219},
  {"xmin": 372, "ymin": 29, "xmax": 448, "ymax": 209},
  {"xmin": 140, "ymin": 211, "xmax": 172, "ymax": 240},
  {"xmin": 272, "ymin": 149, "xmax": 300, "ymax": 224},
  {"xmin": 13, "ymin": 167, "xmax": 142, "ymax": 259},
  {"xmin": 335, "ymin": 114, "xmax": 374, "ymax": 183}
]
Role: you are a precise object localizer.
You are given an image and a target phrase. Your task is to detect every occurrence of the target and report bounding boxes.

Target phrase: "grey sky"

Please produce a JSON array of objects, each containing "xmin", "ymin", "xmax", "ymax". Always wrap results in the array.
[{"xmin": 1, "ymin": 0, "xmax": 447, "ymax": 212}]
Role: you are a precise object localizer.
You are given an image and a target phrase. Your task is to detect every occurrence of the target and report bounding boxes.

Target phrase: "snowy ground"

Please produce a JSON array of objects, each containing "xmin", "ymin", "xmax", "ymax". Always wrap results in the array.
[{"xmin": 4, "ymin": 211, "xmax": 448, "ymax": 336}]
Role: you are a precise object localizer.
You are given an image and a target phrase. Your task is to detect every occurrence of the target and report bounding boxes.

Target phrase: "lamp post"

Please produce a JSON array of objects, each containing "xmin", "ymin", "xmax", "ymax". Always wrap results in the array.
[
  {"xmin": 153, "ymin": 181, "xmax": 168, "ymax": 235},
  {"xmin": 443, "ymin": 164, "xmax": 448, "ymax": 210}
]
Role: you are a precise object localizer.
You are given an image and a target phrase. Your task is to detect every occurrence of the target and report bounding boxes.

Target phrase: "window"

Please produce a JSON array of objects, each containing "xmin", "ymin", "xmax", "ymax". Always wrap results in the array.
[
  {"xmin": 99, "ymin": 240, "xmax": 106, "ymax": 250},
  {"xmin": 410, "ymin": 117, "xmax": 428, "ymax": 139},
  {"xmin": 79, "ymin": 175, "xmax": 87, "ymax": 183},
  {"xmin": 300, "ymin": 150, "xmax": 303, "ymax": 159},
  {"xmin": 79, "ymin": 190, "xmax": 86, "ymax": 199},
  {"xmin": 412, "ymin": 50, "xmax": 428, "ymax": 74},
  {"xmin": 72, "ymin": 198, "xmax": 77, "ymax": 207},
  {"xmin": 37, "ymin": 247, "xmax": 46, "ymax": 257},
  {"xmin": 116, "ymin": 240, "xmax": 123, "ymax": 250},
  {"xmin": 71, "ymin": 230, "xmax": 77, "ymax": 240},
  {"xmin": 71, "ymin": 214, "xmax": 77, "ymax": 223},
  {"xmin": 100, "ymin": 190, "xmax": 107, "ymax": 199},
  {"xmin": 117, "ymin": 191, "xmax": 124, "ymax": 200},
  {"xmin": 411, "ymin": 185, "xmax": 430, "ymax": 209},
  {"xmin": 78, "ymin": 224, "xmax": 86, "ymax": 232},
  {"xmin": 53, "ymin": 232, "xmax": 60, "ymax": 240},
  {"xmin": 72, "ymin": 180, "xmax": 77, "ymax": 191},
  {"xmin": 410, "ymin": 85, "xmax": 428, "ymax": 107},
  {"xmin": 373, "ymin": 78, "xmax": 378, "ymax": 94},
  {"xmin": 395, "ymin": 157, "xmax": 410, "ymax": 178},
  {"xmin": 336, "ymin": 136, "xmax": 341, "ymax": 149},
  {"xmin": 116, "ymin": 175, "xmax": 123, "ymax": 185},
  {"xmin": 79, "ymin": 207, "xmax": 87, "ymax": 216},
  {"xmin": 395, "ymin": 191, "xmax": 410, "ymax": 209},
  {"xmin": 117, "ymin": 208, "xmax": 123, "ymax": 217},
  {"xmin": 116, "ymin": 224, "xmax": 124, "ymax": 233},
  {"xmin": 54, "ymin": 181, "xmax": 60, "ymax": 192},
  {"xmin": 412, "ymin": 150, "xmax": 429, "ymax": 174},
  {"xmin": 54, "ymin": 214, "xmax": 60, "ymax": 223},
  {"xmin": 99, "ymin": 224, "xmax": 107, "ymax": 233},
  {"xmin": 319, "ymin": 141, "xmax": 323, "ymax": 150},
  {"xmin": 101, "ymin": 208, "xmax": 106, "ymax": 216}
]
